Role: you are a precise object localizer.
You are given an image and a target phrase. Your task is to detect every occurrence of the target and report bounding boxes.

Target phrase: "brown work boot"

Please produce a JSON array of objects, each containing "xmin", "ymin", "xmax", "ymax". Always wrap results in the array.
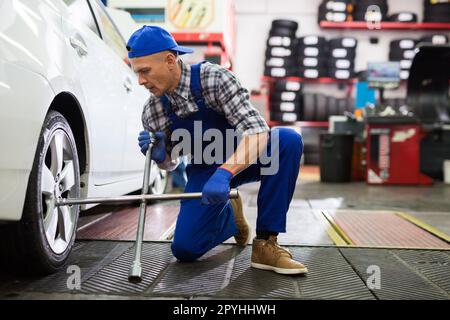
[
  {"xmin": 230, "ymin": 193, "xmax": 251, "ymax": 247},
  {"xmin": 251, "ymin": 236, "xmax": 308, "ymax": 275}
]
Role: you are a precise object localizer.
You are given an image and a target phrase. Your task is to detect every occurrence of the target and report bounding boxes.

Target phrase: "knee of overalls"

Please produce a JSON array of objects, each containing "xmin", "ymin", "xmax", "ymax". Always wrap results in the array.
[
  {"xmin": 171, "ymin": 217, "xmax": 221, "ymax": 261},
  {"xmin": 271, "ymin": 127, "xmax": 304, "ymax": 157},
  {"xmin": 171, "ymin": 240, "xmax": 205, "ymax": 262}
]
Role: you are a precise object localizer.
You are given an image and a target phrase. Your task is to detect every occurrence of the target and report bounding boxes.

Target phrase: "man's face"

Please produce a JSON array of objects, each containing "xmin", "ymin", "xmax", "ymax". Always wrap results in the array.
[{"xmin": 131, "ymin": 51, "xmax": 177, "ymax": 97}]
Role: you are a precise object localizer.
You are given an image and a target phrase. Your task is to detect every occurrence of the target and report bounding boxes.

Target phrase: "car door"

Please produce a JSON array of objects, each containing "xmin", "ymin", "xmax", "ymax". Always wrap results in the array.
[
  {"xmin": 62, "ymin": 0, "xmax": 139, "ymax": 185},
  {"xmin": 88, "ymin": 0, "xmax": 148, "ymax": 179}
]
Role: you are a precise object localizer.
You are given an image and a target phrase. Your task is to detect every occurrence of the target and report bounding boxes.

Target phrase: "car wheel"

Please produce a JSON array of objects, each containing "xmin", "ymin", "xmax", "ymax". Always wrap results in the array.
[
  {"xmin": 0, "ymin": 110, "xmax": 80, "ymax": 275},
  {"xmin": 150, "ymin": 162, "xmax": 168, "ymax": 195}
]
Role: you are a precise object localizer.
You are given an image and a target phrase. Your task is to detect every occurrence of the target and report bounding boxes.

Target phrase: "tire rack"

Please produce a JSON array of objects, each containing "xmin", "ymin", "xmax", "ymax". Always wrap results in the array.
[
  {"xmin": 261, "ymin": 76, "xmax": 355, "ymax": 165},
  {"xmin": 319, "ymin": 21, "xmax": 450, "ymax": 30},
  {"xmin": 261, "ymin": 76, "xmax": 355, "ymax": 128}
]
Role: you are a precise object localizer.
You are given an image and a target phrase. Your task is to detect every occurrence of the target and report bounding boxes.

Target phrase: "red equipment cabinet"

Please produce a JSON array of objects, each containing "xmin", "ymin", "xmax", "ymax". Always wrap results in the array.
[{"xmin": 366, "ymin": 117, "xmax": 433, "ymax": 185}]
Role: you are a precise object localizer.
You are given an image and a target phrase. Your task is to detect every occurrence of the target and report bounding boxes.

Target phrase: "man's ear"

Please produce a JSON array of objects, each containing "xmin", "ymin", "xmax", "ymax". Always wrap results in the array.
[{"xmin": 166, "ymin": 52, "xmax": 177, "ymax": 68}]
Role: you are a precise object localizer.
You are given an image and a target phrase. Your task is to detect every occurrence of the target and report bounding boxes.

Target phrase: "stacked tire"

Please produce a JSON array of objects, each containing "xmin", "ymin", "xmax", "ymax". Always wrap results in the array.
[
  {"xmin": 318, "ymin": 0, "xmax": 354, "ymax": 23},
  {"xmin": 270, "ymin": 80, "xmax": 303, "ymax": 122},
  {"xmin": 264, "ymin": 20, "xmax": 299, "ymax": 78},
  {"xmin": 302, "ymin": 93, "xmax": 354, "ymax": 122},
  {"xmin": 423, "ymin": 0, "xmax": 450, "ymax": 23},
  {"xmin": 418, "ymin": 34, "xmax": 450, "ymax": 46},
  {"xmin": 388, "ymin": 12, "xmax": 418, "ymax": 23},
  {"xmin": 354, "ymin": 0, "xmax": 389, "ymax": 22},
  {"xmin": 389, "ymin": 39, "xmax": 417, "ymax": 80},
  {"xmin": 328, "ymin": 37, "xmax": 358, "ymax": 80},
  {"xmin": 298, "ymin": 36, "xmax": 329, "ymax": 79}
]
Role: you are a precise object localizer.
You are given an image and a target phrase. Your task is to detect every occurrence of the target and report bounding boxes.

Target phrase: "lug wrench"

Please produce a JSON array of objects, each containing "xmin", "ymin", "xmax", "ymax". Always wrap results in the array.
[{"xmin": 56, "ymin": 133, "xmax": 239, "ymax": 283}]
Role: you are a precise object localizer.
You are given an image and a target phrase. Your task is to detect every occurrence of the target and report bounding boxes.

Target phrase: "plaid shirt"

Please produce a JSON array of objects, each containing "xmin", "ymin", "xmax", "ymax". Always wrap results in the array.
[{"xmin": 141, "ymin": 61, "xmax": 269, "ymax": 154}]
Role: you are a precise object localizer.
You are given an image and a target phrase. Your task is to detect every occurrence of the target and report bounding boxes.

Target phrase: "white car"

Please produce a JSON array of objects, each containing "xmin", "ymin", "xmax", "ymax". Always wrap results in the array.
[{"xmin": 0, "ymin": 0, "xmax": 168, "ymax": 274}]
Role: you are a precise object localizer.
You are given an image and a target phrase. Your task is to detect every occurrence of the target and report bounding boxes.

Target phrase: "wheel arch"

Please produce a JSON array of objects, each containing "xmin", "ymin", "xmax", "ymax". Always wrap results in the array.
[{"xmin": 48, "ymin": 92, "xmax": 89, "ymax": 175}]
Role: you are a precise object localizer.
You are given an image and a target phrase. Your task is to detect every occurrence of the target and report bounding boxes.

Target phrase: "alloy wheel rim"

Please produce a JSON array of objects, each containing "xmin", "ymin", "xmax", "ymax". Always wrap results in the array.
[
  {"xmin": 151, "ymin": 163, "xmax": 167, "ymax": 195},
  {"xmin": 41, "ymin": 129, "xmax": 78, "ymax": 254}
]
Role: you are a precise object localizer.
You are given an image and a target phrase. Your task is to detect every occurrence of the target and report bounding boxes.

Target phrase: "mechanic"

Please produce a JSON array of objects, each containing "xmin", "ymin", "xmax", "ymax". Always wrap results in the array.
[{"xmin": 127, "ymin": 26, "xmax": 307, "ymax": 275}]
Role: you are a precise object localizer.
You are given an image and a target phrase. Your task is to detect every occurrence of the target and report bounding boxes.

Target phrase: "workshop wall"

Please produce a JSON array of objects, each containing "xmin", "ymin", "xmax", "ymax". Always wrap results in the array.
[{"xmin": 232, "ymin": 0, "xmax": 446, "ymax": 100}]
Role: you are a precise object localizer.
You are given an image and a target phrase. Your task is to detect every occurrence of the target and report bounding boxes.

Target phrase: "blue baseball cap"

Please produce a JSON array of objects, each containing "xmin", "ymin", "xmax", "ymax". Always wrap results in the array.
[{"xmin": 126, "ymin": 25, "xmax": 194, "ymax": 59}]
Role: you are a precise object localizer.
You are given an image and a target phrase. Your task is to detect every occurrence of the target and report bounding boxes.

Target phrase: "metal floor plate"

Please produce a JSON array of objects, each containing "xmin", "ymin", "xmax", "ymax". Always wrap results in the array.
[
  {"xmin": 0, "ymin": 241, "xmax": 449, "ymax": 300},
  {"xmin": 325, "ymin": 210, "xmax": 450, "ymax": 249}
]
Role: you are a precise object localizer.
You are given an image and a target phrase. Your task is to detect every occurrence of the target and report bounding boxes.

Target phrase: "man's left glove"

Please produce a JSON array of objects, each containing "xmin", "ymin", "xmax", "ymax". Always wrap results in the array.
[
  {"xmin": 201, "ymin": 168, "xmax": 233, "ymax": 205},
  {"xmin": 138, "ymin": 131, "xmax": 166, "ymax": 163}
]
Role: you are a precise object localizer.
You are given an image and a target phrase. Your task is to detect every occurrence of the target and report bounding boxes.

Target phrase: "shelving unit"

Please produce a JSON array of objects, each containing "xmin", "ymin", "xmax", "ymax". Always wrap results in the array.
[
  {"xmin": 261, "ymin": 76, "xmax": 355, "ymax": 127},
  {"xmin": 268, "ymin": 121, "xmax": 329, "ymax": 128},
  {"xmin": 261, "ymin": 76, "xmax": 356, "ymax": 84},
  {"xmin": 319, "ymin": 21, "xmax": 450, "ymax": 31},
  {"xmin": 173, "ymin": 32, "xmax": 233, "ymax": 69}
]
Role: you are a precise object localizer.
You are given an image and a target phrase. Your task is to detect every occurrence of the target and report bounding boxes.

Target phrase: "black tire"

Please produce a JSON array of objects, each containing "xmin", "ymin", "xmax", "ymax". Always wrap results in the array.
[
  {"xmin": 273, "ymin": 79, "xmax": 302, "ymax": 92},
  {"xmin": 265, "ymin": 46, "xmax": 297, "ymax": 58},
  {"xmin": 298, "ymin": 44, "xmax": 329, "ymax": 56},
  {"xmin": 270, "ymin": 101, "xmax": 302, "ymax": 113},
  {"xmin": 269, "ymin": 27, "xmax": 296, "ymax": 37},
  {"xmin": 0, "ymin": 111, "xmax": 80, "ymax": 275},
  {"xmin": 418, "ymin": 34, "xmax": 449, "ymax": 45},
  {"xmin": 271, "ymin": 19, "xmax": 298, "ymax": 31},
  {"xmin": 328, "ymin": 97, "xmax": 339, "ymax": 116},
  {"xmin": 270, "ymin": 111, "xmax": 299, "ymax": 123},
  {"xmin": 267, "ymin": 36, "xmax": 297, "ymax": 48},
  {"xmin": 270, "ymin": 90, "xmax": 302, "ymax": 102},
  {"xmin": 302, "ymin": 93, "xmax": 316, "ymax": 121},
  {"xmin": 338, "ymin": 98, "xmax": 348, "ymax": 114},
  {"xmin": 398, "ymin": 59, "xmax": 413, "ymax": 69},
  {"xmin": 330, "ymin": 47, "xmax": 356, "ymax": 59},
  {"xmin": 390, "ymin": 39, "xmax": 417, "ymax": 51},
  {"xmin": 323, "ymin": 0, "xmax": 353, "ymax": 12},
  {"xmin": 265, "ymin": 57, "xmax": 299, "ymax": 68},
  {"xmin": 328, "ymin": 58, "xmax": 354, "ymax": 69},
  {"xmin": 300, "ymin": 57, "xmax": 329, "ymax": 68},
  {"xmin": 299, "ymin": 67, "xmax": 329, "ymax": 79},
  {"xmin": 328, "ymin": 37, "xmax": 358, "ymax": 49},
  {"xmin": 346, "ymin": 98, "xmax": 355, "ymax": 113},
  {"xmin": 388, "ymin": 12, "xmax": 418, "ymax": 22},
  {"xmin": 389, "ymin": 49, "xmax": 416, "ymax": 61},
  {"xmin": 264, "ymin": 67, "xmax": 299, "ymax": 78},
  {"xmin": 318, "ymin": 9, "xmax": 350, "ymax": 23},
  {"xmin": 298, "ymin": 36, "xmax": 328, "ymax": 47},
  {"xmin": 329, "ymin": 68, "xmax": 354, "ymax": 79},
  {"xmin": 400, "ymin": 69, "xmax": 410, "ymax": 80},
  {"xmin": 316, "ymin": 94, "xmax": 328, "ymax": 121}
]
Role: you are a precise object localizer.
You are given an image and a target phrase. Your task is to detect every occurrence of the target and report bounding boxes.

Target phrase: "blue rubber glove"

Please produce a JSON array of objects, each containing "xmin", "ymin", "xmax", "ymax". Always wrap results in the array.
[
  {"xmin": 201, "ymin": 168, "xmax": 233, "ymax": 205},
  {"xmin": 138, "ymin": 131, "xmax": 166, "ymax": 163}
]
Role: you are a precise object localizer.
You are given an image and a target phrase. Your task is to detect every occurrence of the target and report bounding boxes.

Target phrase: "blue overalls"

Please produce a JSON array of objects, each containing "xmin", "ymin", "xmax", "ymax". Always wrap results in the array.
[{"xmin": 160, "ymin": 62, "xmax": 303, "ymax": 262}]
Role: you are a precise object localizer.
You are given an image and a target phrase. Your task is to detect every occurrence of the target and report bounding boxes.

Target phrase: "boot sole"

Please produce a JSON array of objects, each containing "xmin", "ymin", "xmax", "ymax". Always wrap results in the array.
[{"xmin": 251, "ymin": 262, "xmax": 308, "ymax": 275}]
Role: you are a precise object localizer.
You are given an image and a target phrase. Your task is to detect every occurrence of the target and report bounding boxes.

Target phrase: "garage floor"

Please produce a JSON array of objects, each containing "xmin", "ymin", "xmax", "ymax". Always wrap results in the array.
[{"xmin": 1, "ymin": 166, "xmax": 449, "ymax": 299}]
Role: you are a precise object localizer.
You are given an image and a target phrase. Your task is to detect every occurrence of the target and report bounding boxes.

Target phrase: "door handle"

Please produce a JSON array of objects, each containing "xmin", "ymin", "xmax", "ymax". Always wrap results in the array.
[
  {"xmin": 70, "ymin": 35, "xmax": 88, "ymax": 56},
  {"xmin": 123, "ymin": 76, "xmax": 133, "ymax": 93}
]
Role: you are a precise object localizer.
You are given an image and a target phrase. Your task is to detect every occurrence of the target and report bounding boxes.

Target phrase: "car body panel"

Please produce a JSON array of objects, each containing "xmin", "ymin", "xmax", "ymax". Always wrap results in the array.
[{"xmin": 0, "ymin": 0, "xmax": 150, "ymax": 221}]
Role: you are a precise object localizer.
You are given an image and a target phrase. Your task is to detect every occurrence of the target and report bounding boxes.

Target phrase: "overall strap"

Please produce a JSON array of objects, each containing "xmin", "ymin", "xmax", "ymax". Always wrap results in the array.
[
  {"xmin": 159, "ymin": 94, "xmax": 179, "ymax": 123},
  {"xmin": 190, "ymin": 61, "xmax": 207, "ymax": 109},
  {"xmin": 159, "ymin": 94, "xmax": 171, "ymax": 113}
]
